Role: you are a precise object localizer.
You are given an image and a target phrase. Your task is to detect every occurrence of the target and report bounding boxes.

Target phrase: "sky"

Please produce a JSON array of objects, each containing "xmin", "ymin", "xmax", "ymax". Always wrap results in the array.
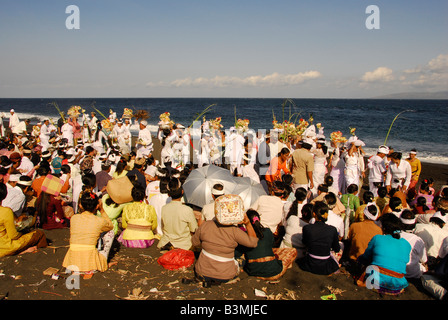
[{"xmin": 0, "ymin": 0, "xmax": 447, "ymax": 98}]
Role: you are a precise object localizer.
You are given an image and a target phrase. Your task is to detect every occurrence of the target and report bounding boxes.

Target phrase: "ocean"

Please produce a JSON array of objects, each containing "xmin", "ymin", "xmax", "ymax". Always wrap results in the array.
[{"xmin": 1, "ymin": 97, "xmax": 447, "ymax": 164}]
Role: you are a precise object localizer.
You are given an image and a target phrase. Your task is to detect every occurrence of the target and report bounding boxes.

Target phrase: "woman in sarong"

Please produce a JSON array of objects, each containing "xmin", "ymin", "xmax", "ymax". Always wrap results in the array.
[
  {"xmin": 0, "ymin": 182, "xmax": 48, "ymax": 257},
  {"xmin": 356, "ymin": 213, "xmax": 411, "ymax": 295}
]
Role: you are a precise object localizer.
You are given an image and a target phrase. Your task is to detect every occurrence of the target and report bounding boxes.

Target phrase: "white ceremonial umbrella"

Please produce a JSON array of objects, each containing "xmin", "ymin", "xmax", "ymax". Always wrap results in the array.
[
  {"xmin": 182, "ymin": 165, "xmax": 237, "ymax": 208},
  {"xmin": 231, "ymin": 176, "xmax": 267, "ymax": 211}
]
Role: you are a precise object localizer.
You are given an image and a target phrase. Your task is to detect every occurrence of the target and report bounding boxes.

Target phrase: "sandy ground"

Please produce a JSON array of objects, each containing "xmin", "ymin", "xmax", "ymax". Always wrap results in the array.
[{"xmin": 1, "ymin": 131, "xmax": 447, "ymax": 309}]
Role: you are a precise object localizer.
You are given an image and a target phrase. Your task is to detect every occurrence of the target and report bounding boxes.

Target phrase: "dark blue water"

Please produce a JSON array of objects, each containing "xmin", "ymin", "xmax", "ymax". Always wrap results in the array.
[{"xmin": 1, "ymin": 98, "xmax": 447, "ymax": 163}]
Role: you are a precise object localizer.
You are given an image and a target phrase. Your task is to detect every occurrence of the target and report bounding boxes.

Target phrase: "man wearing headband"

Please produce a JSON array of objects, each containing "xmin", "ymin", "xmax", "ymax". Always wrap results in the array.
[
  {"xmin": 201, "ymin": 183, "xmax": 225, "ymax": 222},
  {"xmin": 367, "ymin": 145, "xmax": 389, "ymax": 197},
  {"xmin": 414, "ymin": 201, "xmax": 448, "ymax": 261},
  {"xmin": 2, "ymin": 173, "xmax": 26, "ymax": 217},
  {"xmin": 346, "ymin": 202, "xmax": 382, "ymax": 263}
]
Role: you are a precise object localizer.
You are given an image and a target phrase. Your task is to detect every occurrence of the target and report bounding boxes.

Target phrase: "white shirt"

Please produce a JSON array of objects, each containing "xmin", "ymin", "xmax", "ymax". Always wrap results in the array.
[
  {"xmin": 326, "ymin": 210, "xmax": 345, "ymax": 238},
  {"xmin": 386, "ymin": 160, "xmax": 412, "ymax": 188},
  {"xmin": 3, "ymin": 183, "xmax": 26, "ymax": 217},
  {"xmin": 400, "ymin": 231, "xmax": 428, "ymax": 278},
  {"xmin": 9, "ymin": 113, "xmax": 20, "ymax": 132},
  {"xmin": 138, "ymin": 128, "xmax": 153, "ymax": 147},
  {"xmin": 149, "ymin": 193, "xmax": 172, "ymax": 236},
  {"xmin": 414, "ymin": 222, "xmax": 448, "ymax": 258},
  {"xmin": 250, "ymin": 195, "xmax": 284, "ymax": 233},
  {"xmin": 61, "ymin": 122, "xmax": 74, "ymax": 145},
  {"xmin": 368, "ymin": 154, "xmax": 387, "ymax": 182},
  {"xmin": 17, "ymin": 156, "xmax": 34, "ymax": 176}
]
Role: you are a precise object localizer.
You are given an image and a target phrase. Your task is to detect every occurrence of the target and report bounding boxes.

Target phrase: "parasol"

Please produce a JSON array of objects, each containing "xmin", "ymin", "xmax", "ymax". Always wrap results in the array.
[
  {"xmin": 231, "ymin": 176, "xmax": 267, "ymax": 210},
  {"xmin": 182, "ymin": 165, "xmax": 237, "ymax": 208}
]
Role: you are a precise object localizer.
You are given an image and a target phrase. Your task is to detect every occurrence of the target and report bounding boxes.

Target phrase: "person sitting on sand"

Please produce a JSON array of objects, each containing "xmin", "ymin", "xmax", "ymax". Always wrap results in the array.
[
  {"xmin": 236, "ymin": 209, "xmax": 297, "ymax": 281},
  {"xmin": 297, "ymin": 201, "xmax": 341, "ymax": 275},
  {"xmin": 347, "ymin": 202, "xmax": 382, "ymax": 264},
  {"xmin": 356, "ymin": 213, "xmax": 411, "ymax": 296},
  {"xmin": 399, "ymin": 209, "xmax": 428, "ymax": 279},
  {"xmin": 190, "ymin": 198, "xmax": 258, "ymax": 287},
  {"xmin": 117, "ymin": 184, "xmax": 158, "ymax": 248},
  {"xmin": 0, "ymin": 182, "xmax": 48, "ymax": 257},
  {"xmin": 62, "ymin": 191, "xmax": 114, "ymax": 273},
  {"xmin": 157, "ymin": 177, "xmax": 199, "ymax": 251}
]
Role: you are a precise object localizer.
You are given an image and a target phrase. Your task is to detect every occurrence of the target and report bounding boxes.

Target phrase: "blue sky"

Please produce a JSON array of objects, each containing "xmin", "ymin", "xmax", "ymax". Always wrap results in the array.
[{"xmin": 0, "ymin": 0, "xmax": 447, "ymax": 98}]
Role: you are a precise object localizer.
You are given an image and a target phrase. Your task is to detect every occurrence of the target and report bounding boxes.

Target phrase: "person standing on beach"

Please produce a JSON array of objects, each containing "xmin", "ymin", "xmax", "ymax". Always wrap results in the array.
[
  {"xmin": 136, "ymin": 120, "xmax": 153, "ymax": 158},
  {"xmin": 367, "ymin": 145, "xmax": 389, "ymax": 197},
  {"xmin": 8, "ymin": 109, "xmax": 20, "ymax": 135},
  {"xmin": 406, "ymin": 149, "xmax": 421, "ymax": 200},
  {"xmin": 290, "ymin": 141, "xmax": 314, "ymax": 192},
  {"xmin": 385, "ymin": 152, "xmax": 412, "ymax": 194},
  {"xmin": 39, "ymin": 119, "xmax": 52, "ymax": 152}
]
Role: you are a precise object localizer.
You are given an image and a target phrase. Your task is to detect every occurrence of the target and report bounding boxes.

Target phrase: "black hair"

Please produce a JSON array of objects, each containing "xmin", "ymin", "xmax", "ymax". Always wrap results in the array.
[
  {"xmin": 37, "ymin": 166, "xmax": 50, "ymax": 177},
  {"xmin": 380, "ymin": 213, "xmax": 402, "ymax": 239},
  {"xmin": 389, "ymin": 197, "xmax": 403, "ymax": 212},
  {"xmin": 131, "ymin": 185, "xmax": 146, "ymax": 202},
  {"xmin": 61, "ymin": 164, "xmax": 71, "ymax": 174},
  {"xmin": 324, "ymin": 175, "xmax": 334, "ymax": 187},
  {"xmin": 0, "ymin": 182, "xmax": 7, "ymax": 202},
  {"xmin": 347, "ymin": 184, "xmax": 358, "ymax": 194},
  {"xmin": 301, "ymin": 203, "xmax": 313, "ymax": 221},
  {"xmin": 105, "ymin": 194, "xmax": 119, "ymax": 208},
  {"xmin": 81, "ymin": 173, "xmax": 96, "ymax": 190},
  {"xmin": 115, "ymin": 159, "xmax": 127, "ymax": 175},
  {"xmin": 85, "ymin": 146, "xmax": 95, "ymax": 155},
  {"xmin": 400, "ymin": 209, "xmax": 416, "ymax": 231},
  {"xmin": 416, "ymin": 196, "xmax": 429, "ymax": 211},
  {"xmin": 420, "ymin": 180, "xmax": 430, "ymax": 193},
  {"xmin": 246, "ymin": 209, "xmax": 265, "ymax": 240},
  {"xmin": 281, "ymin": 174, "xmax": 293, "ymax": 186},
  {"xmin": 390, "ymin": 152, "xmax": 402, "ymax": 160},
  {"xmin": 159, "ymin": 177, "xmax": 170, "ymax": 194},
  {"xmin": 318, "ymin": 184, "xmax": 329, "ymax": 193},
  {"xmin": 430, "ymin": 213, "xmax": 447, "ymax": 228},
  {"xmin": 80, "ymin": 192, "xmax": 99, "ymax": 212},
  {"xmin": 167, "ymin": 177, "xmax": 183, "ymax": 199},
  {"xmin": 277, "ymin": 147, "xmax": 290, "ymax": 158},
  {"xmin": 324, "ymin": 192, "xmax": 337, "ymax": 208},
  {"xmin": 286, "ymin": 187, "xmax": 307, "ymax": 220},
  {"xmin": 363, "ymin": 191, "xmax": 375, "ymax": 204},
  {"xmin": 377, "ymin": 186, "xmax": 388, "ymax": 198},
  {"xmin": 313, "ymin": 201, "xmax": 329, "ymax": 222}
]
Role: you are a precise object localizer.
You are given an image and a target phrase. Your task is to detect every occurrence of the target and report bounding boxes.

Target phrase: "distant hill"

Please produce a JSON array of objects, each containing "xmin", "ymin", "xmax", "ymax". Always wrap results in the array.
[{"xmin": 373, "ymin": 91, "xmax": 448, "ymax": 99}]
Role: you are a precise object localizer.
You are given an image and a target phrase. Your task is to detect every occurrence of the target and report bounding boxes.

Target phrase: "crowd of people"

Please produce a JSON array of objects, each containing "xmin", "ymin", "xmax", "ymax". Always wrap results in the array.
[{"xmin": 0, "ymin": 106, "xmax": 447, "ymax": 299}]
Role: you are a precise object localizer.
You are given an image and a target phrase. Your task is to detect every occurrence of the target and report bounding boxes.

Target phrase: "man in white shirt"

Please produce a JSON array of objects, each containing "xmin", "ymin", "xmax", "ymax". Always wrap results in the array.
[
  {"xmin": 414, "ymin": 211, "xmax": 448, "ymax": 260},
  {"xmin": 15, "ymin": 119, "xmax": 30, "ymax": 136},
  {"xmin": 8, "ymin": 109, "xmax": 20, "ymax": 135},
  {"xmin": 39, "ymin": 119, "xmax": 52, "ymax": 152},
  {"xmin": 2, "ymin": 174, "xmax": 26, "ymax": 217},
  {"xmin": 113, "ymin": 120, "xmax": 131, "ymax": 154},
  {"xmin": 249, "ymin": 184, "xmax": 285, "ymax": 234},
  {"xmin": 367, "ymin": 145, "xmax": 389, "ymax": 197},
  {"xmin": 136, "ymin": 120, "xmax": 153, "ymax": 158},
  {"xmin": 17, "ymin": 148, "xmax": 35, "ymax": 176}
]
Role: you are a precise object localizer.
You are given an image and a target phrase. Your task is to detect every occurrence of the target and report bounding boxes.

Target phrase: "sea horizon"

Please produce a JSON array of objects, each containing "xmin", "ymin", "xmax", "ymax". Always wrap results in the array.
[{"xmin": 1, "ymin": 97, "xmax": 447, "ymax": 165}]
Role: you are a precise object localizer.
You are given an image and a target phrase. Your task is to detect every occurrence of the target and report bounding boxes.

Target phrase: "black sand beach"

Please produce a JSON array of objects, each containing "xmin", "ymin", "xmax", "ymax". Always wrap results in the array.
[{"xmin": 1, "ymin": 132, "xmax": 447, "ymax": 304}]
